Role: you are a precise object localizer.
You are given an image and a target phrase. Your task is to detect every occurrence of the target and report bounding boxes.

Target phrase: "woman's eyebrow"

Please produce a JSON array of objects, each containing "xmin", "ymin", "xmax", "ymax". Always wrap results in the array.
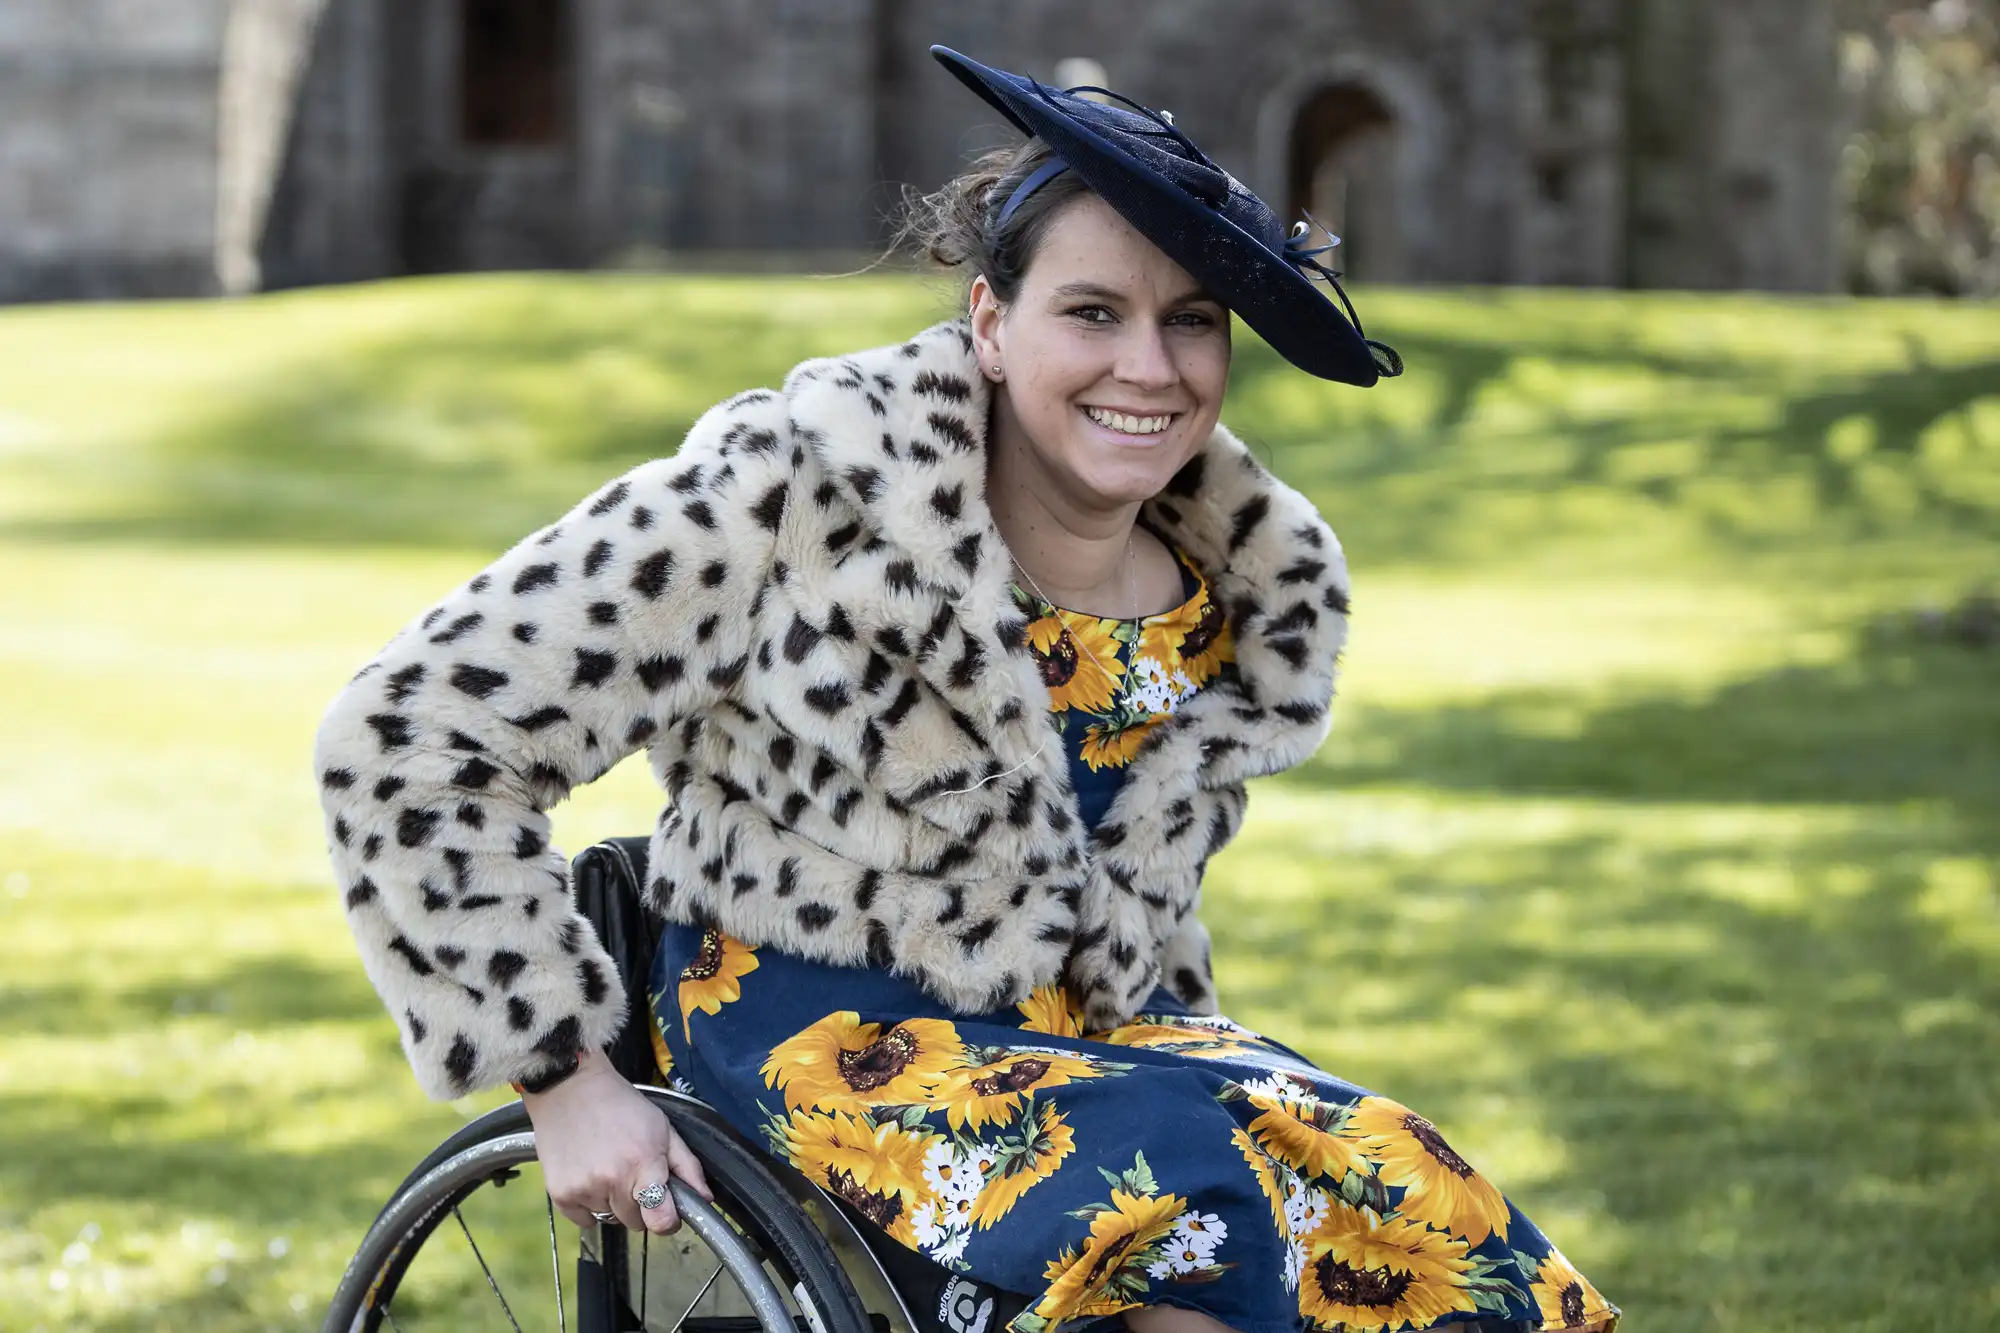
[{"xmin": 1048, "ymin": 280, "xmax": 1221, "ymax": 305}]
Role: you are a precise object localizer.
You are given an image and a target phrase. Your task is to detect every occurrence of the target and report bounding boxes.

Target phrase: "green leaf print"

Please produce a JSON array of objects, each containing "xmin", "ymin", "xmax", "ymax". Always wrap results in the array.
[{"xmin": 1465, "ymin": 1253, "xmax": 1532, "ymax": 1308}]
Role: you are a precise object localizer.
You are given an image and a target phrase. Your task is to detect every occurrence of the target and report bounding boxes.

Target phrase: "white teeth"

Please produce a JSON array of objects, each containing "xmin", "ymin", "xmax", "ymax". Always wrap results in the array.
[{"xmin": 1085, "ymin": 407, "xmax": 1172, "ymax": 435}]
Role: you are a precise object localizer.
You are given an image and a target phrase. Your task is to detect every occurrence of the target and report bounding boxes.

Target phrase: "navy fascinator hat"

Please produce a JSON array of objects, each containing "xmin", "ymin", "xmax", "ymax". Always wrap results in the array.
[{"xmin": 930, "ymin": 45, "xmax": 1403, "ymax": 387}]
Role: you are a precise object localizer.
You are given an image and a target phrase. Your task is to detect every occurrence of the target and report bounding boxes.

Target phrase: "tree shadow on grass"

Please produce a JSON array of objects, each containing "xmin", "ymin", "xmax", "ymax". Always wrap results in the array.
[
  {"xmin": 0, "ymin": 1069, "xmax": 573, "ymax": 1331},
  {"xmin": 0, "ymin": 954, "xmax": 386, "ymax": 1039},
  {"xmin": 1218, "ymin": 609, "xmax": 1998, "ymax": 1327},
  {"xmin": 0, "ymin": 279, "xmax": 929, "ymax": 553},
  {"xmin": 1231, "ymin": 326, "xmax": 2000, "ymax": 571},
  {"xmin": 5, "ymin": 286, "xmax": 1995, "ymax": 567},
  {"xmin": 1214, "ymin": 805, "xmax": 2000, "ymax": 1331},
  {"xmin": 1300, "ymin": 635, "xmax": 2000, "ymax": 818}
]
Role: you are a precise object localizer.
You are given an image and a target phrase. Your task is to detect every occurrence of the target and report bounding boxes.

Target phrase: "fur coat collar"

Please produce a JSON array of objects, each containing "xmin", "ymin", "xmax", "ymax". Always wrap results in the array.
[
  {"xmin": 783, "ymin": 318, "xmax": 1349, "ymax": 803},
  {"xmin": 314, "ymin": 317, "xmax": 1352, "ymax": 1099},
  {"xmin": 723, "ymin": 319, "xmax": 1353, "ymax": 1016}
]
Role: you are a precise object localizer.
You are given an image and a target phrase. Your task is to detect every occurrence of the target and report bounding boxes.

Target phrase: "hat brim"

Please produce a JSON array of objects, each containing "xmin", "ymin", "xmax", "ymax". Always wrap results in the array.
[{"xmin": 932, "ymin": 45, "xmax": 1388, "ymax": 387}]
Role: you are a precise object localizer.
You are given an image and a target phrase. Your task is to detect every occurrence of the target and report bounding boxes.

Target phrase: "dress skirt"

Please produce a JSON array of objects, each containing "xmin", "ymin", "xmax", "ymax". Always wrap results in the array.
[{"xmin": 645, "ymin": 928, "xmax": 1618, "ymax": 1333}]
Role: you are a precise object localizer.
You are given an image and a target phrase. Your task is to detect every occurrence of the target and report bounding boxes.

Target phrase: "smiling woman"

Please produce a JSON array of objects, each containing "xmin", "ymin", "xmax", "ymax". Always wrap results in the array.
[
  {"xmin": 973, "ymin": 193, "xmax": 1233, "ymax": 618},
  {"xmin": 310, "ymin": 44, "xmax": 1611, "ymax": 1333}
]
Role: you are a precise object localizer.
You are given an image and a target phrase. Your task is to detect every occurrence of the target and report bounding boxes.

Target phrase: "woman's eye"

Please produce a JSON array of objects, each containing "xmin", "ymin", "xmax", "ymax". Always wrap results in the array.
[
  {"xmin": 1171, "ymin": 310, "xmax": 1216, "ymax": 327},
  {"xmin": 1067, "ymin": 305, "xmax": 1114, "ymax": 324}
]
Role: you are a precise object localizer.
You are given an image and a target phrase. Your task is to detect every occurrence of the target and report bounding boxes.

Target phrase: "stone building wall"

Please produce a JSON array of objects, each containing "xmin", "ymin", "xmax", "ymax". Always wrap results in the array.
[
  {"xmin": 0, "ymin": 0, "xmax": 1847, "ymax": 301},
  {"xmin": 0, "ymin": 0, "xmax": 230, "ymax": 301}
]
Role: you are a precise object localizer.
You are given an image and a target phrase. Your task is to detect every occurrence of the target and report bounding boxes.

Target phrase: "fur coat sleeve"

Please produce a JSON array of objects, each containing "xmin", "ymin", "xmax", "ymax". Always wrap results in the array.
[
  {"xmin": 314, "ymin": 320, "xmax": 1352, "ymax": 1101},
  {"xmin": 312, "ymin": 390, "xmax": 792, "ymax": 1099}
]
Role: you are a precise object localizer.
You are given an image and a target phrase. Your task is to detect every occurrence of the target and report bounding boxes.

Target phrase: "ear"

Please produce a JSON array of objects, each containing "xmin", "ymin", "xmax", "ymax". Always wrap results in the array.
[{"xmin": 968, "ymin": 274, "xmax": 1004, "ymax": 381}]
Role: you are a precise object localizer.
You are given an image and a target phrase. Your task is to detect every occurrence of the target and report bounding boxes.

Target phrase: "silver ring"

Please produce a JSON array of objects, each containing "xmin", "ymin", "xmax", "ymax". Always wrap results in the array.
[
  {"xmin": 633, "ymin": 1181, "xmax": 669, "ymax": 1211},
  {"xmin": 589, "ymin": 1209, "xmax": 618, "ymax": 1223}
]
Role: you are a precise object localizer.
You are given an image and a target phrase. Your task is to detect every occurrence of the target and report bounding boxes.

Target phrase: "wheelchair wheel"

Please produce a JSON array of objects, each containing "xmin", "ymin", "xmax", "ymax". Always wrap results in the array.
[{"xmin": 323, "ymin": 1087, "xmax": 879, "ymax": 1333}]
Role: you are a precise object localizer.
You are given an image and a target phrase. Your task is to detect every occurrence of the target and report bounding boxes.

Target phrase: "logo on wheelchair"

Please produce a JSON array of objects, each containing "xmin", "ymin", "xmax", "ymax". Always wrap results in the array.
[{"xmin": 939, "ymin": 1276, "xmax": 997, "ymax": 1333}]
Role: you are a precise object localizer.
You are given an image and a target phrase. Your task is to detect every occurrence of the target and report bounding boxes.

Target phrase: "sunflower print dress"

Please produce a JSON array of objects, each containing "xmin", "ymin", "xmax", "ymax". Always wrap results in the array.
[{"xmin": 647, "ymin": 540, "xmax": 1618, "ymax": 1333}]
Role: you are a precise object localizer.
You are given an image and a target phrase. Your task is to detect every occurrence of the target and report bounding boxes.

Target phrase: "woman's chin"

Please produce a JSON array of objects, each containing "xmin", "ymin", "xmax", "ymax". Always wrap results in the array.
[{"xmin": 1073, "ymin": 462, "xmax": 1187, "ymax": 509}]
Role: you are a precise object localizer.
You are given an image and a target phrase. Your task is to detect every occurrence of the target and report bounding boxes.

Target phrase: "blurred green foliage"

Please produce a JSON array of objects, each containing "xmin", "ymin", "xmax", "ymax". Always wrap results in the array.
[
  {"xmin": 1840, "ymin": 0, "xmax": 2000, "ymax": 295},
  {"xmin": 0, "ymin": 275, "xmax": 1995, "ymax": 1331}
]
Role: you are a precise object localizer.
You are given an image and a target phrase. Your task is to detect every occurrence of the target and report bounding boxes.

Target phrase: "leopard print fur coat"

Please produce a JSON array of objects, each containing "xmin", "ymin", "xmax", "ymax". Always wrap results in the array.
[{"xmin": 313, "ymin": 319, "xmax": 1352, "ymax": 1101}]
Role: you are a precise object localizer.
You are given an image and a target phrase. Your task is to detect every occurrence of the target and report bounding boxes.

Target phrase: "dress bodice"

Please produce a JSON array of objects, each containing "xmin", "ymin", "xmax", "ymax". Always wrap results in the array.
[{"xmin": 1008, "ymin": 535, "xmax": 1238, "ymax": 832}]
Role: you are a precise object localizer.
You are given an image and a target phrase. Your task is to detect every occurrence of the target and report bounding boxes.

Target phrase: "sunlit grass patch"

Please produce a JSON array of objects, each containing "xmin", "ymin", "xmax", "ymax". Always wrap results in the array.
[{"xmin": 1, "ymin": 274, "xmax": 1995, "ymax": 1332}]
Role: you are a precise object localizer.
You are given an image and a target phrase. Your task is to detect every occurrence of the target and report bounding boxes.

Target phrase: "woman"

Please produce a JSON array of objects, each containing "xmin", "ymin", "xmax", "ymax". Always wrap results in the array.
[{"xmin": 313, "ymin": 47, "xmax": 1617, "ymax": 1333}]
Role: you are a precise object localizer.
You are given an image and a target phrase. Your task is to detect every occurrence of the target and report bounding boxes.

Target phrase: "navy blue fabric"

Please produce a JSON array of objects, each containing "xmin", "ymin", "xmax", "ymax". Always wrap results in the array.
[
  {"xmin": 1050, "ymin": 546, "xmax": 1200, "ymax": 835},
  {"xmin": 646, "ymin": 929, "xmax": 1607, "ymax": 1333}
]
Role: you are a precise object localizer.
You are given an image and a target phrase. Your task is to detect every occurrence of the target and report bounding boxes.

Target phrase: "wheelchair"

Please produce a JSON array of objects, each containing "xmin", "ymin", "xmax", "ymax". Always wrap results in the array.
[{"xmin": 323, "ymin": 837, "xmax": 995, "ymax": 1333}]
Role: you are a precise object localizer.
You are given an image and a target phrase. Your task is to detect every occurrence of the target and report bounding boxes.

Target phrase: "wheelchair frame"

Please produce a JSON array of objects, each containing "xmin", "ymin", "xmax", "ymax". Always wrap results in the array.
[{"xmin": 321, "ymin": 837, "xmax": 931, "ymax": 1333}]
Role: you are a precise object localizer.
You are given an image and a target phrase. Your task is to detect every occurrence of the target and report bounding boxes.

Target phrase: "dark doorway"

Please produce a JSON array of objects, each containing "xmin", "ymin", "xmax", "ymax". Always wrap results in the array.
[
  {"xmin": 459, "ymin": 0, "xmax": 572, "ymax": 146},
  {"xmin": 1286, "ymin": 83, "xmax": 1400, "ymax": 282}
]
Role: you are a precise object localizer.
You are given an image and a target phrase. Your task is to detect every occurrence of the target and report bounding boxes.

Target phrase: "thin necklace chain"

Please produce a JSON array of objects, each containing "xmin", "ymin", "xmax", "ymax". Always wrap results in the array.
[{"xmin": 1009, "ymin": 531, "xmax": 1139, "ymax": 635}]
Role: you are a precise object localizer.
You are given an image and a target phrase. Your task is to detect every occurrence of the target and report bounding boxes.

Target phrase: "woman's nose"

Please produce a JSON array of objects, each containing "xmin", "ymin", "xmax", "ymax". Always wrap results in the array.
[{"xmin": 1114, "ymin": 324, "xmax": 1179, "ymax": 390}]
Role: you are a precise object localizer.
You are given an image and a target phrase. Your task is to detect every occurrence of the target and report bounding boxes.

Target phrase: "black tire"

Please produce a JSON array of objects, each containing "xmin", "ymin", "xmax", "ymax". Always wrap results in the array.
[{"xmin": 324, "ymin": 1087, "xmax": 877, "ymax": 1333}]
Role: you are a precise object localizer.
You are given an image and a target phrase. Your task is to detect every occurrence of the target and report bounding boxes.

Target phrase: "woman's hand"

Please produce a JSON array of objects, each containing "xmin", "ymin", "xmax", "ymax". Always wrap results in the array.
[{"xmin": 522, "ymin": 1048, "xmax": 715, "ymax": 1233}]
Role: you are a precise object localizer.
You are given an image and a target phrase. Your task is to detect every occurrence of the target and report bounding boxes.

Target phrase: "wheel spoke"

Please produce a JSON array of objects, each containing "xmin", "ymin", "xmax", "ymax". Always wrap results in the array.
[
  {"xmin": 453, "ymin": 1205, "xmax": 526, "ymax": 1333},
  {"xmin": 668, "ymin": 1261, "xmax": 727, "ymax": 1333},
  {"xmin": 547, "ymin": 1191, "xmax": 568, "ymax": 1333},
  {"xmin": 639, "ymin": 1229, "xmax": 650, "ymax": 1328}
]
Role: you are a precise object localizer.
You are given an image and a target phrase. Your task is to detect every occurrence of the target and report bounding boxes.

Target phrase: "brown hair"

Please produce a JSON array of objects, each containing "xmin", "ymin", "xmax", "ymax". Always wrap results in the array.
[{"xmin": 886, "ymin": 137, "xmax": 1094, "ymax": 305}]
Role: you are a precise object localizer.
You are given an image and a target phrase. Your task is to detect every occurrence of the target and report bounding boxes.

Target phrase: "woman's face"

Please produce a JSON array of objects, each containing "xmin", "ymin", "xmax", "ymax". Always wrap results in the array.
[{"xmin": 971, "ymin": 193, "xmax": 1231, "ymax": 513}]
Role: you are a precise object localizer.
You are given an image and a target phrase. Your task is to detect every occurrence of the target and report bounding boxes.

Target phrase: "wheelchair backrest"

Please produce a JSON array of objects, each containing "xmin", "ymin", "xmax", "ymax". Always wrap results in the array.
[{"xmin": 570, "ymin": 835, "xmax": 662, "ymax": 1086}]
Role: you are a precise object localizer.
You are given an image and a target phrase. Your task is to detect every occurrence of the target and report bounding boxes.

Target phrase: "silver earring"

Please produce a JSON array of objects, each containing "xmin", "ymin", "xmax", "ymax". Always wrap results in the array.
[{"xmin": 991, "ymin": 365, "xmax": 1003, "ymax": 379}]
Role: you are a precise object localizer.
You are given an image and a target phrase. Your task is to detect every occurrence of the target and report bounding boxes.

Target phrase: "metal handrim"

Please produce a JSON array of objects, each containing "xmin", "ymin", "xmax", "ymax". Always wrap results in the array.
[{"xmin": 324, "ymin": 1130, "xmax": 795, "ymax": 1333}]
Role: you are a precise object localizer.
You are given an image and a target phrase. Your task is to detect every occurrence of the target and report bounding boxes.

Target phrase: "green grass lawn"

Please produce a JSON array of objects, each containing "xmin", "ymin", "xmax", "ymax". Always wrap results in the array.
[{"xmin": 1, "ymin": 273, "xmax": 1995, "ymax": 1331}]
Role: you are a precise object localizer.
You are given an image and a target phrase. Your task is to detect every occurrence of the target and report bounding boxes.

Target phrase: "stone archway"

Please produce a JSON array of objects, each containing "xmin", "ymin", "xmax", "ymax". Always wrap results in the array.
[
  {"xmin": 1285, "ymin": 82, "xmax": 1400, "ymax": 283},
  {"xmin": 459, "ymin": 0, "xmax": 573, "ymax": 146},
  {"xmin": 1256, "ymin": 55, "xmax": 1444, "ymax": 285}
]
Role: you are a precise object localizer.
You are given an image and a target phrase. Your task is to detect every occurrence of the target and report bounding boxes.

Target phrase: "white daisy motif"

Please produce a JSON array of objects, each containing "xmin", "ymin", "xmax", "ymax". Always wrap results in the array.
[
  {"xmin": 923, "ymin": 1142, "xmax": 982, "ymax": 1203},
  {"xmin": 1295, "ymin": 1187, "xmax": 1331, "ymax": 1237},
  {"xmin": 1172, "ymin": 1211, "xmax": 1227, "ymax": 1254},
  {"xmin": 911, "ymin": 1202, "xmax": 948, "ymax": 1250},
  {"xmin": 1126, "ymin": 655, "xmax": 1193, "ymax": 712},
  {"xmin": 1281, "ymin": 1237, "xmax": 1306, "ymax": 1292},
  {"xmin": 1236, "ymin": 1074, "xmax": 1293, "ymax": 1101},
  {"xmin": 931, "ymin": 1226, "xmax": 970, "ymax": 1265},
  {"xmin": 1282, "ymin": 1173, "xmax": 1314, "ymax": 1235}
]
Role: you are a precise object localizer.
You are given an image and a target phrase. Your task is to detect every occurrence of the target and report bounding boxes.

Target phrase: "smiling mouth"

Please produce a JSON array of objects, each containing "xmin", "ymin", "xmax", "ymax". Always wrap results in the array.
[{"xmin": 1081, "ymin": 405, "xmax": 1178, "ymax": 436}]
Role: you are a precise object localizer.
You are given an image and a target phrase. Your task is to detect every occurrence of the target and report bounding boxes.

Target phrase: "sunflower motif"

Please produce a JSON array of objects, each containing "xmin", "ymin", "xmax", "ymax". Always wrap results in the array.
[
  {"xmin": 677, "ymin": 930, "xmax": 759, "ymax": 1040},
  {"xmin": 761, "ymin": 1012, "xmax": 965, "ymax": 1114},
  {"xmin": 928, "ymin": 1049, "xmax": 1105, "ymax": 1131},
  {"xmin": 1024, "ymin": 610, "xmax": 1125, "ymax": 714},
  {"xmin": 1032, "ymin": 1188, "xmax": 1188, "ymax": 1325},
  {"xmin": 1016, "ymin": 984, "xmax": 1085, "ymax": 1038},
  {"xmin": 781, "ymin": 1109, "xmax": 938, "ymax": 1244},
  {"xmin": 1296, "ymin": 1203, "xmax": 1477, "ymax": 1333},
  {"xmin": 1240, "ymin": 1083, "xmax": 1373, "ymax": 1183},
  {"xmin": 1532, "ymin": 1247, "xmax": 1614, "ymax": 1330},
  {"xmin": 1077, "ymin": 715, "xmax": 1166, "ymax": 771},
  {"xmin": 648, "ymin": 1014, "xmax": 677, "ymax": 1080},
  {"xmin": 971, "ymin": 1101, "xmax": 1076, "ymax": 1228},
  {"xmin": 1138, "ymin": 578, "xmax": 1234, "ymax": 687},
  {"xmin": 1231, "ymin": 1126, "xmax": 1293, "ymax": 1236},
  {"xmin": 1344, "ymin": 1096, "xmax": 1510, "ymax": 1246},
  {"xmin": 1102, "ymin": 1018, "xmax": 1269, "ymax": 1060}
]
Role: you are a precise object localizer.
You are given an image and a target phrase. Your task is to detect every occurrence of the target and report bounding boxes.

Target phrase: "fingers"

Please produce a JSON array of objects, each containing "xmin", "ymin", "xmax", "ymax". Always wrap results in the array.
[
  {"xmin": 554, "ymin": 1200, "xmax": 600, "ymax": 1231},
  {"xmin": 605, "ymin": 1177, "xmax": 648, "ymax": 1233},
  {"xmin": 665, "ymin": 1126, "xmax": 715, "ymax": 1204},
  {"xmin": 632, "ymin": 1154, "xmax": 682, "ymax": 1234}
]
